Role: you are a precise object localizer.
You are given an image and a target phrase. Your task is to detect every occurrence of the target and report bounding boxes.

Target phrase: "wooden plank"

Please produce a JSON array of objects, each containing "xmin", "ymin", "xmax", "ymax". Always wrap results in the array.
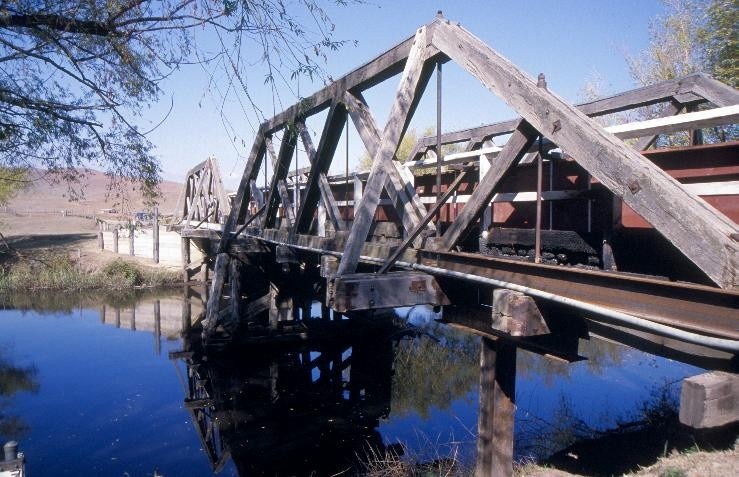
[
  {"xmin": 336, "ymin": 27, "xmax": 431, "ymax": 276},
  {"xmin": 576, "ymin": 74, "xmax": 699, "ymax": 117},
  {"xmin": 294, "ymin": 105, "xmax": 347, "ymax": 233},
  {"xmin": 692, "ymin": 74, "xmax": 739, "ymax": 107},
  {"xmin": 679, "ymin": 371, "xmax": 739, "ymax": 428},
  {"xmin": 343, "ymin": 90, "xmax": 434, "ymax": 241},
  {"xmin": 476, "ymin": 337, "xmax": 516, "ymax": 477},
  {"xmin": 432, "ymin": 21, "xmax": 738, "ymax": 288},
  {"xmin": 606, "ymin": 105, "xmax": 739, "ymax": 140},
  {"xmin": 441, "ymin": 121, "xmax": 538, "ymax": 250}
]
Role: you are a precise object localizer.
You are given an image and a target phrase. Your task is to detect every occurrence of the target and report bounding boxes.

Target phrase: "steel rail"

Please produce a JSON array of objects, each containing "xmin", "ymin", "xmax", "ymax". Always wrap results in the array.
[{"xmin": 243, "ymin": 232, "xmax": 739, "ymax": 349}]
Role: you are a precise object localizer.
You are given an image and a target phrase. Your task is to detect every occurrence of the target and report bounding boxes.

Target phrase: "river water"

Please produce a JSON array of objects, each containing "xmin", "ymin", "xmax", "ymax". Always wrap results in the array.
[{"xmin": 0, "ymin": 288, "xmax": 707, "ymax": 476}]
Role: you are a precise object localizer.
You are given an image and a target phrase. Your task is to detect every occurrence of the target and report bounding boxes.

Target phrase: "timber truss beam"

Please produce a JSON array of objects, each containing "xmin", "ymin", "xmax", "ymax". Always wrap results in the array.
[
  {"xmin": 206, "ymin": 14, "xmax": 738, "ymax": 334},
  {"xmin": 173, "ymin": 157, "xmax": 230, "ymax": 228},
  {"xmin": 406, "ymin": 72, "xmax": 739, "ymax": 161}
]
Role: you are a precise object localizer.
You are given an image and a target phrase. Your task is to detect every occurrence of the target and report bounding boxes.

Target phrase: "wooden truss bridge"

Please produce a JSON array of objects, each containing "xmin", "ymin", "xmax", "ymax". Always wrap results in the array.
[{"xmin": 174, "ymin": 14, "xmax": 738, "ymax": 476}]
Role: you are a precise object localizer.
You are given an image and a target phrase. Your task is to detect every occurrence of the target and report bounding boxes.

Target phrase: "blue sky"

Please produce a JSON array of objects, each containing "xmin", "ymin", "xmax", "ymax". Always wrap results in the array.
[{"xmin": 145, "ymin": 0, "xmax": 666, "ymax": 188}]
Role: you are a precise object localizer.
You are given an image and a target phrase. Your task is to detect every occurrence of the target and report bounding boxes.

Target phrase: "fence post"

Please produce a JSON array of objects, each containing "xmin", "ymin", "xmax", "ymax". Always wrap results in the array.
[
  {"xmin": 129, "ymin": 223, "xmax": 135, "ymax": 256},
  {"xmin": 97, "ymin": 222, "xmax": 104, "ymax": 250},
  {"xmin": 153, "ymin": 206, "xmax": 159, "ymax": 263},
  {"xmin": 112, "ymin": 228, "xmax": 119, "ymax": 254}
]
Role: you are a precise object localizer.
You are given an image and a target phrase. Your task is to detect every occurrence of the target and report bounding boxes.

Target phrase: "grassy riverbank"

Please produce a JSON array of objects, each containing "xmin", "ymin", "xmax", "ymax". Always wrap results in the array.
[{"xmin": 0, "ymin": 252, "xmax": 180, "ymax": 291}]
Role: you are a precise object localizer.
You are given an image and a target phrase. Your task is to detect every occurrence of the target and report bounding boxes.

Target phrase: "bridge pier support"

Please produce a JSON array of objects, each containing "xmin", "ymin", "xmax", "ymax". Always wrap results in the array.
[
  {"xmin": 476, "ymin": 337, "xmax": 516, "ymax": 477},
  {"xmin": 269, "ymin": 283, "xmax": 294, "ymax": 329}
]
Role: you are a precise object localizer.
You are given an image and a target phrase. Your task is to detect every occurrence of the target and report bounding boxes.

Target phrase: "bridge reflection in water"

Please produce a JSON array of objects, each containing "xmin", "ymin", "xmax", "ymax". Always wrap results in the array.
[{"xmin": 172, "ymin": 307, "xmax": 398, "ymax": 476}]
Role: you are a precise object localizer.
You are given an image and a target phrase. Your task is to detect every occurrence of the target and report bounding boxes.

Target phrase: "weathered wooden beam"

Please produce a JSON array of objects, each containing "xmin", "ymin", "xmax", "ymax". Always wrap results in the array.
[
  {"xmin": 263, "ymin": 134, "xmax": 297, "ymax": 229},
  {"xmin": 491, "ymin": 289, "xmax": 550, "ymax": 336},
  {"xmin": 432, "ymin": 21, "xmax": 738, "ymax": 288},
  {"xmin": 297, "ymin": 123, "xmax": 345, "ymax": 231},
  {"xmin": 343, "ymin": 90, "xmax": 434, "ymax": 243},
  {"xmin": 263, "ymin": 34, "xmax": 420, "ymax": 134},
  {"xmin": 337, "ymin": 27, "xmax": 432, "ymax": 276},
  {"xmin": 576, "ymin": 74, "xmax": 700, "ymax": 117},
  {"xmin": 328, "ymin": 271, "xmax": 450, "ymax": 312},
  {"xmin": 476, "ymin": 337, "xmax": 516, "ymax": 477},
  {"xmin": 294, "ymin": 104, "xmax": 347, "ymax": 233},
  {"xmin": 692, "ymin": 74, "xmax": 739, "ymax": 107},
  {"xmin": 440, "ymin": 120, "xmax": 538, "ymax": 251},
  {"xmin": 679, "ymin": 371, "xmax": 739, "ymax": 428}
]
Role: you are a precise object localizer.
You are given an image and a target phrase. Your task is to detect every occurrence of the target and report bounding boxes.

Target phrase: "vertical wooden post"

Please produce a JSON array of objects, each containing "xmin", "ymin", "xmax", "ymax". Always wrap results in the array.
[
  {"xmin": 154, "ymin": 300, "xmax": 161, "ymax": 356},
  {"xmin": 100, "ymin": 305, "xmax": 106, "ymax": 324},
  {"xmin": 182, "ymin": 287, "xmax": 192, "ymax": 334},
  {"xmin": 153, "ymin": 206, "xmax": 159, "ymax": 263},
  {"xmin": 98, "ymin": 222, "xmax": 104, "ymax": 250},
  {"xmin": 129, "ymin": 223, "xmax": 135, "ymax": 256},
  {"xmin": 181, "ymin": 237, "xmax": 191, "ymax": 282},
  {"xmin": 131, "ymin": 305, "xmax": 136, "ymax": 331},
  {"xmin": 353, "ymin": 174, "xmax": 363, "ymax": 220},
  {"xmin": 476, "ymin": 337, "xmax": 517, "ymax": 477},
  {"xmin": 317, "ymin": 201, "xmax": 327, "ymax": 237},
  {"xmin": 112, "ymin": 227, "xmax": 119, "ymax": 253},
  {"xmin": 115, "ymin": 308, "xmax": 120, "ymax": 328},
  {"xmin": 230, "ymin": 257, "xmax": 242, "ymax": 324},
  {"xmin": 269, "ymin": 283, "xmax": 293, "ymax": 329}
]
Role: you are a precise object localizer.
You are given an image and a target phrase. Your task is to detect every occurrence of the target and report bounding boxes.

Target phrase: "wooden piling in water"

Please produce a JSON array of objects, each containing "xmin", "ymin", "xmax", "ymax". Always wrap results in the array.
[
  {"xmin": 476, "ymin": 337, "xmax": 516, "ymax": 477},
  {"xmin": 181, "ymin": 237, "xmax": 191, "ymax": 282}
]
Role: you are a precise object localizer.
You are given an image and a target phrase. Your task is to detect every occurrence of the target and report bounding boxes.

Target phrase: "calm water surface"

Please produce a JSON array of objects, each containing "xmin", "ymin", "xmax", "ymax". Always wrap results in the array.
[{"xmin": 0, "ymin": 289, "xmax": 703, "ymax": 476}]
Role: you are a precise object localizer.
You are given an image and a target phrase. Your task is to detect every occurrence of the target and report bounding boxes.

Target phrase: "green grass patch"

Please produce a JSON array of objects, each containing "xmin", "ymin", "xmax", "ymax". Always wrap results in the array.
[{"xmin": 0, "ymin": 253, "xmax": 180, "ymax": 291}]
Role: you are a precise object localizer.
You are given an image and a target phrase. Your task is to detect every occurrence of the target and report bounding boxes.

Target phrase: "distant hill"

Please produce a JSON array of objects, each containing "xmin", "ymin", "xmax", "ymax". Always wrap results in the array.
[{"xmin": 6, "ymin": 169, "xmax": 184, "ymax": 217}]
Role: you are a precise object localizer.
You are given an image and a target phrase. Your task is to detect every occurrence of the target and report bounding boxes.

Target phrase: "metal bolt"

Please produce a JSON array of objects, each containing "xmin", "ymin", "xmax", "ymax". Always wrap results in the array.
[{"xmin": 537, "ymin": 73, "xmax": 547, "ymax": 90}]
